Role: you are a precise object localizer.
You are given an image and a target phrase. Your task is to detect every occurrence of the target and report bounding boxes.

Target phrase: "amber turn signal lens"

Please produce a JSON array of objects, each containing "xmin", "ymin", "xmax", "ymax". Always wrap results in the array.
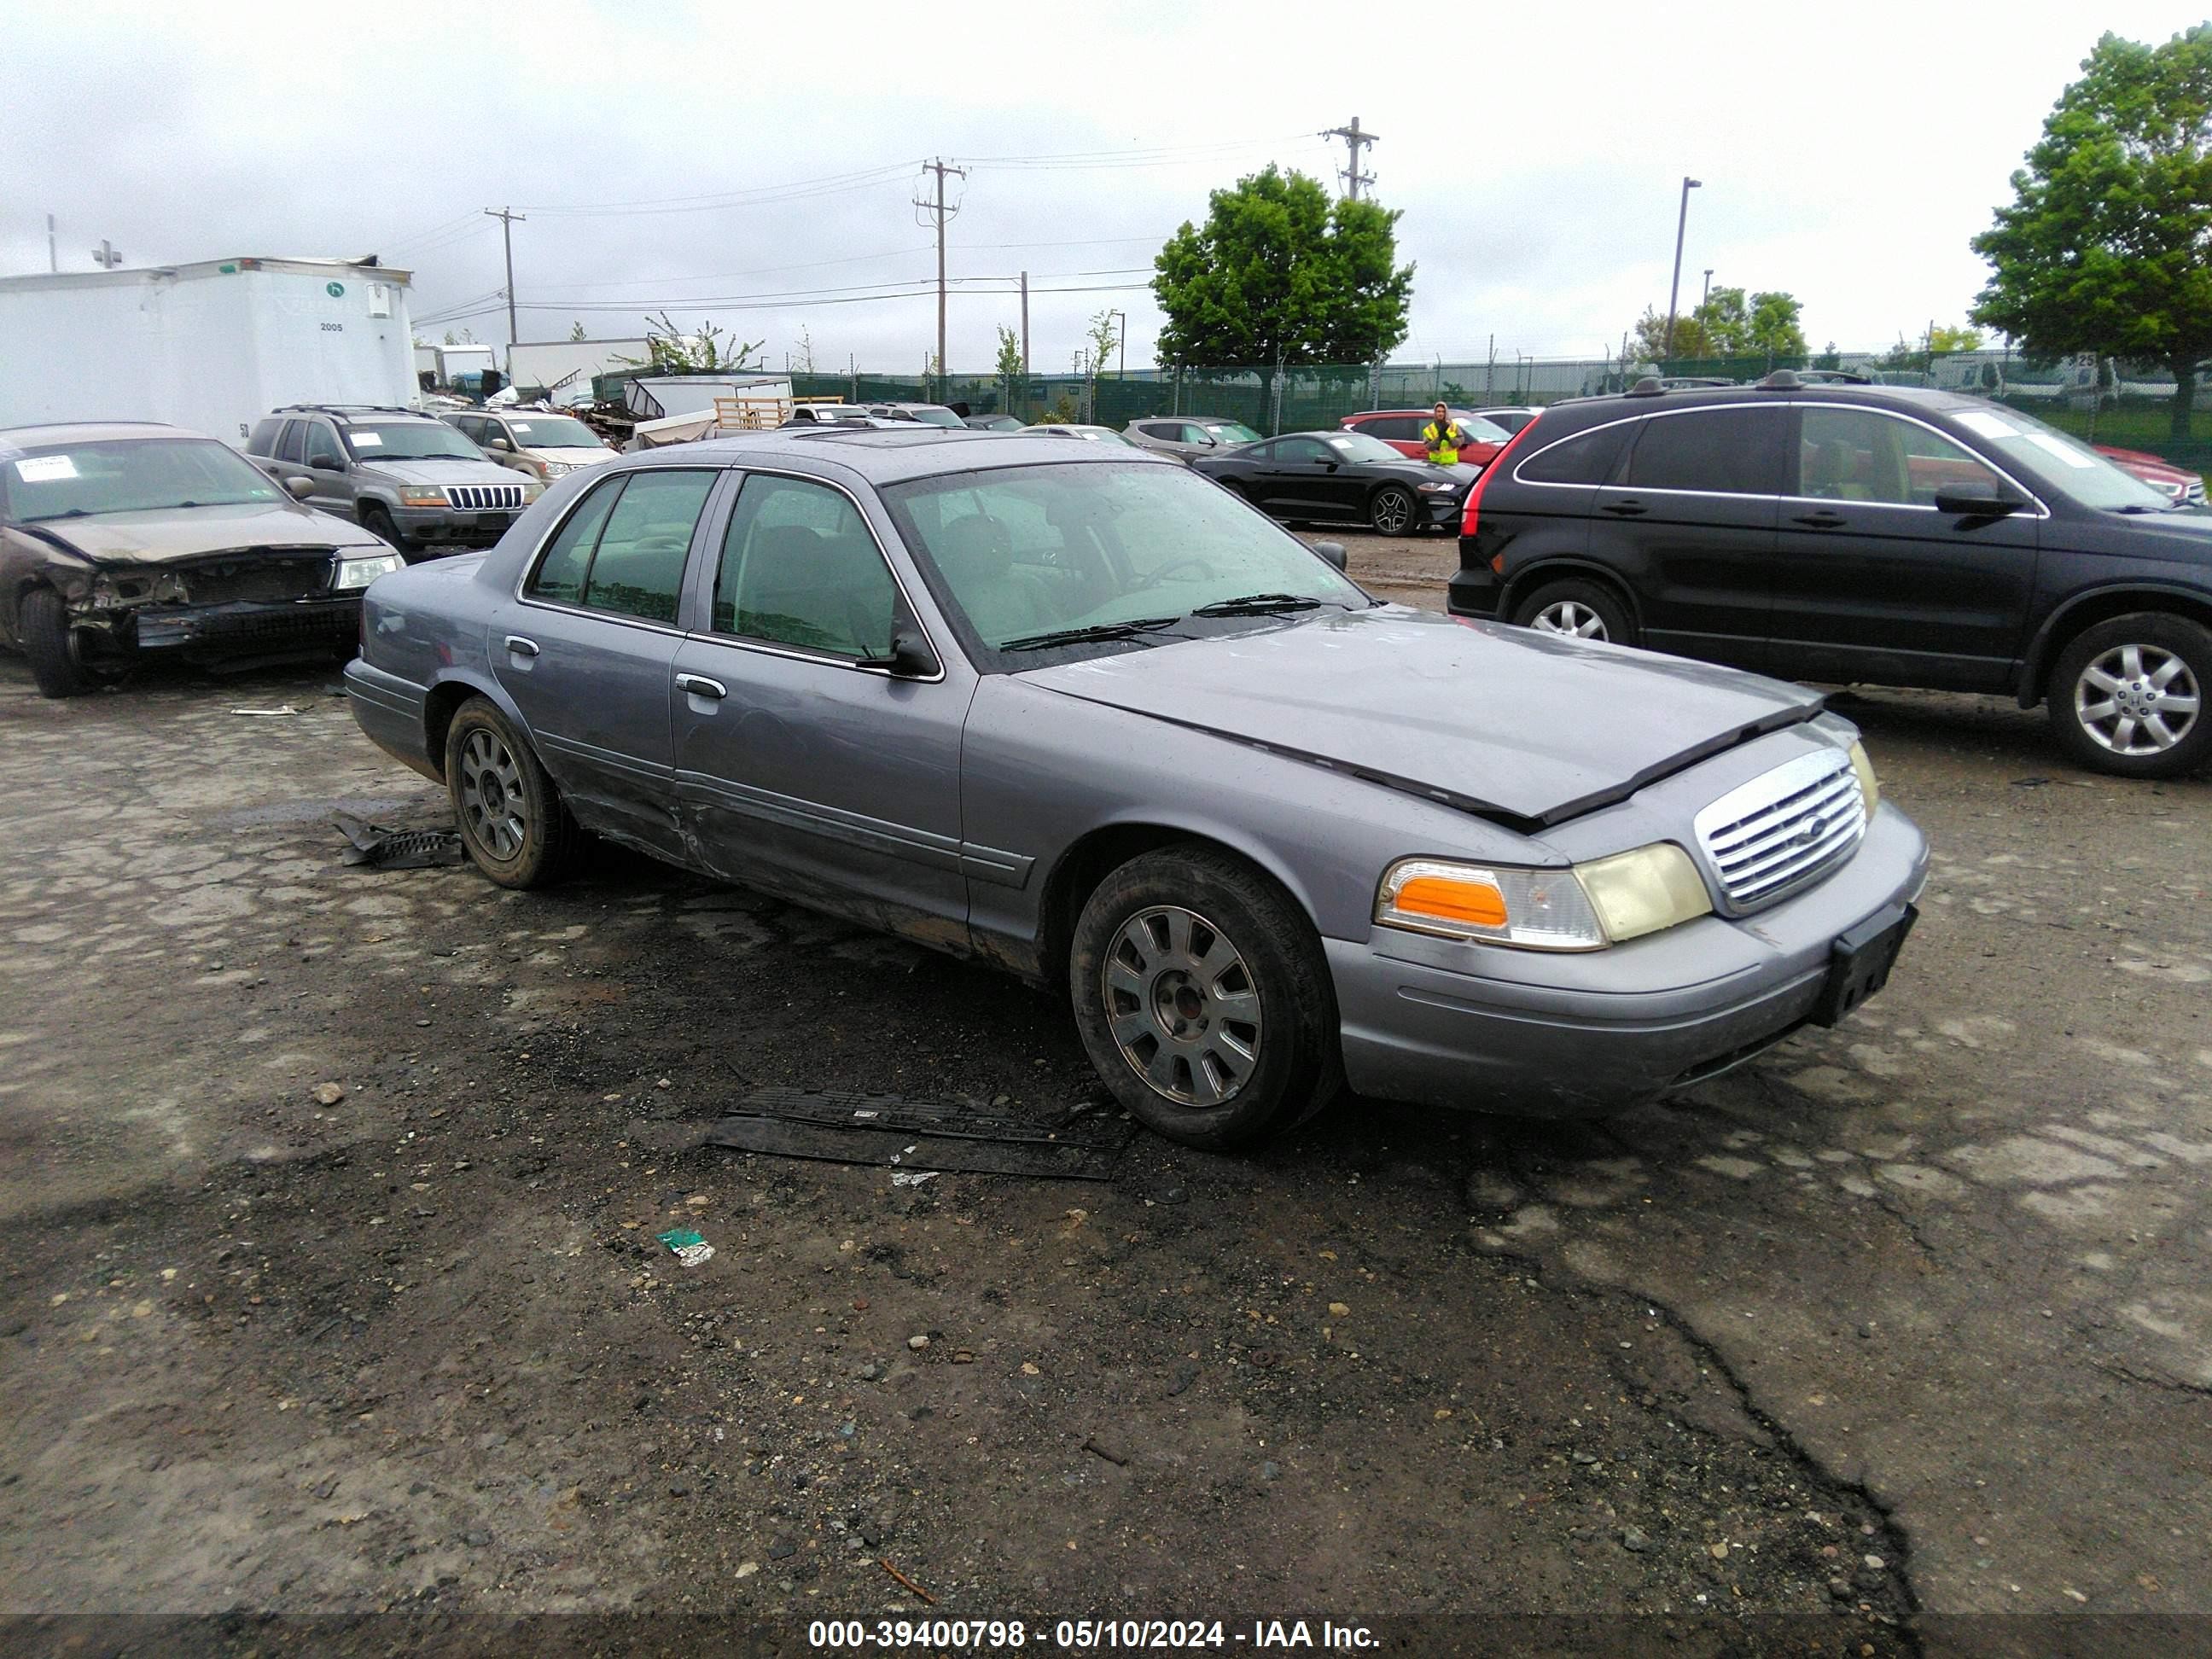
[{"xmin": 1392, "ymin": 874, "xmax": 1510, "ymax": 928}]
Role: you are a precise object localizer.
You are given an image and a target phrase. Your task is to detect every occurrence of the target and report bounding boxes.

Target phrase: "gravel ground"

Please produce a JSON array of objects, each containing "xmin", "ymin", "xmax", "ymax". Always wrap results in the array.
[{"xmin": 0, "ymin": 539, "xmax": 2206, "ymax": 1650}]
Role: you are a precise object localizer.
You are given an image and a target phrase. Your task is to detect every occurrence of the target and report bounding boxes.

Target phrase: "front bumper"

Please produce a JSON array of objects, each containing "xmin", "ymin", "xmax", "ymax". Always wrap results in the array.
[
  {"xmin": 392, "ymin": 506, "xmax": 519, "ymax": 552},
  {"xmin": 124, "ymin": 596, "xmax": 361, "ymax": 656},
  {"xmin": 1327, "ymin": 803, "xmax": 1928, "ymax": 1117}
]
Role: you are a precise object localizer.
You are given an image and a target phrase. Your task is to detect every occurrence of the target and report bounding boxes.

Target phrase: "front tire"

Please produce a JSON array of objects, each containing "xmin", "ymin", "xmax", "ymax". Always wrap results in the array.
[
  {"xmin": 1511, "ymin": 579, "xmax": 1638, "ymax": 647},
  {"xmin": 19, "ymin": 587, "xmax": 97, "ymax": 698},
  {"xmin": 2048, "ymin": 613, "xmax": 2211, "ymax": 779},
  {"xmin": 1370, "ymin": 485, "xmax": 1418, "ymax": 537},
  {"xmin": 360, "ymin": 503, "xmax": 414, "ymax": 560},
  {"xmin": 1069, "ymin": 847, "xmax": 1342, "ymax": 1150},
  {"xmin": 443, "ymin": 697, "xmax": 581, "ymax": 888}
]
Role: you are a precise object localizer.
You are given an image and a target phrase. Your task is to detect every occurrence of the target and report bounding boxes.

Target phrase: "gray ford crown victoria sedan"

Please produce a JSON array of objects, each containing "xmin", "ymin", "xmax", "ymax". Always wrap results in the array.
[{"xmin": 345, "ymin": 427, "xmax": 1928, "ymax": 1149}]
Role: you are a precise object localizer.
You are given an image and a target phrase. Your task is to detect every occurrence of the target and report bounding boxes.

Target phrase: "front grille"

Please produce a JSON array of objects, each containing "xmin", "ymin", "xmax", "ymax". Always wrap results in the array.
[
  {"xmin": 1693, "ymin": 748, "xmax": 1867, "ymax": 911},
  {"xmin": 172, "ymin": 551, "xmax": 335, "ymax": 605},
  {"xmin": 2185, "ymin": 479, "xmax": 2207, "ymax": 507},
  {"xmin": 444, "ymin": 483, "xmax": 526, "ymax": 512}
]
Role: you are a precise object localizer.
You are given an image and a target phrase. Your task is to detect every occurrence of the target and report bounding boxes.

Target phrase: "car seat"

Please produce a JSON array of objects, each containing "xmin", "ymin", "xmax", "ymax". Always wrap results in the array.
[{"xmin": 934, "ymin": 514, "xmax": 1055, "ymax": 643}]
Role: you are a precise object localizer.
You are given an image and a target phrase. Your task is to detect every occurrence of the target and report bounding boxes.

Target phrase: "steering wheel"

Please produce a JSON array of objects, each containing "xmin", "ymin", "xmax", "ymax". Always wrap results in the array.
[{"xmin": 1137, "ymin": 555, "xmax": 1216, "ymax": 588}]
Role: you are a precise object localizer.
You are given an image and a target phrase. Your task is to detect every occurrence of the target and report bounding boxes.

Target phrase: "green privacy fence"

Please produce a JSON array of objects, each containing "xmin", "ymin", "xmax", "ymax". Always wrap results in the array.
[{"xmin": 795, "ymin": 350, "xmax": 2212, "ymax": 474}]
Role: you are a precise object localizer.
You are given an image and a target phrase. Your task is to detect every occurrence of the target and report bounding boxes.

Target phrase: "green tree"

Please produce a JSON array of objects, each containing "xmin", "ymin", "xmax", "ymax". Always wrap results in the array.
[
  {"xmin": 994, "ymin": 324, "xmax": 1024, "ymax": 411},
  {"xmin": 1628, "ymin": 306, "xmax": 1711, "ymax": 361},
  {"xmin": 1972, "ymin": 26, "xmax": 2212, "ymax": 436},
  {"xmin": 1152, "ymin": 166, "xmax": 1413, "ymax": 370},
  {"xmin": 616, "ymin": 311, "xmax": 763, "ymax": 373},
  {"xmin": 1086, "ymin": 309, "xmax": 1122, "ymax": 377},
  {"xmin": 1745, "ymin": 291, "xmax": 1807, "ymax": 359},
  {"xmin": 568, "ymin": 320, "xmax": 588, "ymax": 342},
  {"xmin": 1930, "ymin": 323, "xmax": 1985, "ymax": 353}
]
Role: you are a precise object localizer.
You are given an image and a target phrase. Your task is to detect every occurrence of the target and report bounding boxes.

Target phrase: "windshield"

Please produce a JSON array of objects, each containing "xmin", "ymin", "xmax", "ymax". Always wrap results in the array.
[
  {"xmin": 905, "ymin": 406, "xmax": 965, "ymax": 428},
  {"xmin": 882, "ymin": 460, "xmax": 1366, "ymax": 659},
  {"xmin": 505, "ymin": 416, "xmax": 604, "ymax": 450},
  {"xmin": 1450, "ymin": 413, "xmax": 1513, "ymax": 445},
  {"xmin": 1, "ymin": 438, "xmax": 284, "ymax": 521},
  {"xmin": 1324, "ymin": 432, "xmax": 1408, "ymax": 465},
  {"xmin": 1947, "ymin": 405, "xmax": 2173, "ymax": 511},
  {"xmin": 346, "ymin": 422, "xmax": 484, "ymax": 462},
  {"xmin": 1201, "ymin": 421, "xmax": 1262, "ymax": 444}
]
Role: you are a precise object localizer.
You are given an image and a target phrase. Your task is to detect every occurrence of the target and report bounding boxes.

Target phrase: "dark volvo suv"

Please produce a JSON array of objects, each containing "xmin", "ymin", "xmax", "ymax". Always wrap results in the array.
[{"xmin": 1449, "ymin": 374, "xmax": 2212, "ymax": 777}]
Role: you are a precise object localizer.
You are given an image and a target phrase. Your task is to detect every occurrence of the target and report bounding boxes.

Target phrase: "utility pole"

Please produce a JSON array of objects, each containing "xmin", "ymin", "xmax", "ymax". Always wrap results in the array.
[
  {"xmin": 485, "ymin": 207, "xmax": 525, "ymax": 346},
  {"xmin": 1020, "ymin": 271, "xmax": 1030, "ymax": 378},
  {"xmin": 1320, "ymin": 117, "xmax": 1379, "ymax": 200},
  {"xmin": 47, "ymin": 214, "xmax": 57, "ymax": 273},
  {"xmin": 90, "ymin": 239, "xmax": 122, "ymax": 269},
  {"xmin": 1110, "ymin": 309, "xmax": 1126, "ymax": 376},
  {"xmin": 1701, "ymin": 268, "xmax": 1714, "ymax": 309},
  {"xmin": 1662, "ymin": 176, "xmax": 1702, "ymax": 358},
  {"xmin": 915, "ymin": 159, "xmax": 967, "ymax": 399}
]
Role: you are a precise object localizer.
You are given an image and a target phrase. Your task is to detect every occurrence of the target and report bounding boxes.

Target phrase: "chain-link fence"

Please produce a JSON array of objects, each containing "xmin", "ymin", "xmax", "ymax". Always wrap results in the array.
[{"xmin": 799, "ymin": 350, "xmax": 2212, "ymax": 474}]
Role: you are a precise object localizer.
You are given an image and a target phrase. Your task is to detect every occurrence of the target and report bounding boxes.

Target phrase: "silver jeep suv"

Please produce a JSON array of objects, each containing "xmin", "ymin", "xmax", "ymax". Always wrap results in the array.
[{"xmin": 244, "ymin": 405, "xmax": 541, "ymax": 560}]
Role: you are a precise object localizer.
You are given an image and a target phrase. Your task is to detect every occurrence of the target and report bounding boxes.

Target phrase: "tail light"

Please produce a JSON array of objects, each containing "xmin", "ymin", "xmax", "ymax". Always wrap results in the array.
[{"xmin": 1460, "ymin": 415, "xmax": 1542, "ymax": 538}]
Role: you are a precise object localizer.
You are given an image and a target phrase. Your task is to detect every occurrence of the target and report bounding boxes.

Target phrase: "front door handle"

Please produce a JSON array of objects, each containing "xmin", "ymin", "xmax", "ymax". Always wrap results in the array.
[
  {"xmin": 504, "ymin": 634, "xmax": 539, "ymax": 658},
  {"xmin": 675, "ymin": 672, "xmax": 727, "ymax": 701},
  {"xmin": 1792, "ymin": 509, "xmax": 1848, "ymax": 529},
  {"xmin": 1602, "ymin": 498, "xmax": 1647, "ymax": 517}
]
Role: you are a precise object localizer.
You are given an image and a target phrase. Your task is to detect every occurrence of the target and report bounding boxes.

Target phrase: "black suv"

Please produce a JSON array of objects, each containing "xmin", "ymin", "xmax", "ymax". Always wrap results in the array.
[{"xmin": 1451, "ymin": 374, "xmax": 2212, "ymax": 777}]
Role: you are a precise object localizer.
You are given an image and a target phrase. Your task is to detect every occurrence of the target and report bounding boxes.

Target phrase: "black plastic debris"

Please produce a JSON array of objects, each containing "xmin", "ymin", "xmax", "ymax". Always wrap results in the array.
[
  {"xmin": 707, "ymin": 1087, "xmax": 1134, "ymax": 1181},
  {"xmin": 334, "ymin": 810, "xmax": 466, "ymax": 870}
]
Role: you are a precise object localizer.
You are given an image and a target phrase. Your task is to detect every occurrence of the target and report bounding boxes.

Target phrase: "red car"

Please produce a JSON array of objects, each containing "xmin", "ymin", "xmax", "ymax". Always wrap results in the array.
[
  {"xmin": 1339, "ymin": 408, "xmax": 1514, "ymax": 468},
  {"xmin": 2094, "ymin": 444, "xmax": 2207, "ymax": 506}
]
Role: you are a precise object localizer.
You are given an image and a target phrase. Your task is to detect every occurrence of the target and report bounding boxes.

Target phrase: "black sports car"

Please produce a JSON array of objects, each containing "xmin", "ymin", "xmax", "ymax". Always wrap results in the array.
[{"xmin": 1191, "ymin": 429, "xmax": 1472, "ymax": 536}]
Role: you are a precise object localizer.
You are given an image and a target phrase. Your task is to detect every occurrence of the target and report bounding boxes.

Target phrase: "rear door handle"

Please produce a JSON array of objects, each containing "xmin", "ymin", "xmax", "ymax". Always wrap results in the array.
[
  {"xmin": 1792, "ymin": 510, "xmax": 1848, "ymax": 528},
  {"xmin": 1602, "ymin": 498, "xmax": 1647, "ymax": 517},
  {"xmin": 504, "ymin": 634, "xmax": 539, "ymax": 658},
  {"xmin": 675, "ymin": 672, "xmax": 727, "ymax": 701}
]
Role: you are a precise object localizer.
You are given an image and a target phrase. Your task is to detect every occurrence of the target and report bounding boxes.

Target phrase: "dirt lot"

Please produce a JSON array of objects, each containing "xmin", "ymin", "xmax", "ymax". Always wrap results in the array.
[{"xmin": 2, "ymin": 538, "xmax": 2208, "ymax": 1650}]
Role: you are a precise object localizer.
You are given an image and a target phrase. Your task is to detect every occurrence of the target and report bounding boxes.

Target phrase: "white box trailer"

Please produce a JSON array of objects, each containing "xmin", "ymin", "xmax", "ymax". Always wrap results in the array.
[
  {"xmin": 507, "ymin": 338, "xmax": 650, "ymax": 405},
  {"xmin": 0, "ymin": 256, "xmax": 416, "ymax": 443}
]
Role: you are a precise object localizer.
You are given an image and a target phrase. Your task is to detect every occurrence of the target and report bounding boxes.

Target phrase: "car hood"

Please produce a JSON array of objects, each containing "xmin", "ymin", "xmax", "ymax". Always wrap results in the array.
[
  {"xmin": 370, "ymin": 457, "xmax": 524, "ymax": 487},
  {"xmin": 1017, "ymin": 605, "xmax": 1824, "ymax": 826},
  {"xmin": 21, "ymin": 500, "xmax": 385, "ymax": 563},
  {"xmin": 529, "ymin": 447, "xmax": 616, "ymax": 465}
]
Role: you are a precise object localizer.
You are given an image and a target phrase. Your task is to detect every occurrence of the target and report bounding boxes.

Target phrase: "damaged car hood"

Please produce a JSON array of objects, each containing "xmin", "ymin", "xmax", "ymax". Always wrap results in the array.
[
  {"xmin": 23, "ymin": 500, "xmax": 386, "ymax": 563},
  {"xmin": 1016, "ymin": 604, "xmax": 1824, "ymax": 826}
]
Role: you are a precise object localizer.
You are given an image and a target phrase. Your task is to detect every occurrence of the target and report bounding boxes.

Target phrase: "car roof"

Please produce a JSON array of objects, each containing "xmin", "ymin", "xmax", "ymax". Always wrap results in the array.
[
  {"xmin": 657, "ymin": 425, "xmax": 1174, "ymax": 485},
  {"xmin": 0, "ymin": 421, "xmax": 201, "ymax": 446},
  {"xmin": 1538, "ymin": 380, "xmax": 1987, "ymax": 428}
]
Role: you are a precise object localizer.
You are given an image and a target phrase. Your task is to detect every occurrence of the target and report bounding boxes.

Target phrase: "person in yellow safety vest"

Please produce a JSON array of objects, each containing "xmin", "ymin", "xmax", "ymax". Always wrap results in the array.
[{"xmin": 1422, "ymin": 402, "xmax": 1469, "ymax": 467}]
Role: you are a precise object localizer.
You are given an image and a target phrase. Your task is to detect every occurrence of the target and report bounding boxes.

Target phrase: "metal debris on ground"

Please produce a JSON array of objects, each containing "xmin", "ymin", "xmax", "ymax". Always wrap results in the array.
[
  {"xmin": 707, "ymin": 1087, "xmax": 1134, "ymax": 1181},
  {"xmin": 654, "ymin": 1228, "xmax": 714, "ymax": 1267},
  {"xmin": 230, "ymin": 705, "xmax": 300, "ymax": 717},
  {"xmin": 889, "ymin": 1170, "xmax": 939, "ymax": 1188},
  {"xmin": 333, "ymin": 811, "xmax": 466, "ymax": 870}
]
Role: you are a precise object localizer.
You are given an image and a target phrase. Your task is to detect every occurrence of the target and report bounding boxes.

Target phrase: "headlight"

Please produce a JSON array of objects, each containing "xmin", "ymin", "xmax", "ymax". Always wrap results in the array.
[
  {"xmin": 1848, "ymin": 740, "xmax": 1879, "ymax": 813},
  {"xmin": 398, "ymin": 487, "xmax": 447, "ymax": 507},
  {"xmin": 1376, "ymin": 843, "xmax": 1712, "ymax": 951},
  {"xmin": 336, "ymin": 553, "xmax": 403, "ymax": 591},
  {"xmin": 521, "ymin": 480, "xmax": 544, "ymax": 501},
  {"xmin": 541, "ymin": 460, "xmax": 571, "ymax": 478},
  {"xmin": 1417, "ymin": 481, "xmax": 1458, "ymax": 493}
]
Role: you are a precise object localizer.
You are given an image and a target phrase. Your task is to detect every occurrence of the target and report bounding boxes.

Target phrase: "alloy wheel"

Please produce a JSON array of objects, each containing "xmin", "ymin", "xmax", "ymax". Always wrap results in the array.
[
  {"xmin": 457, "ymin": 727, "xmax": 530, "ymax": 859},
  {"xmin": 2074, "ymin": 642, "xmax": 2201, "ymax": 755},
  {"xmin": 1101, "ymin": 904, "xmax": 1264, "ymax": 1108},
  {"xmin": 1533, "ymin": 599, "xmax": 1610, "ymax": 641},
  {"xmin": 1371, "ymin": 490, "xmax": 1412, "ymax": 534}
]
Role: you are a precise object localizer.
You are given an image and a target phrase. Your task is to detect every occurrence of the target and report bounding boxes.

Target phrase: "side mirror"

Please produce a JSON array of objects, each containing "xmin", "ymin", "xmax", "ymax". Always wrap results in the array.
[
  {"xmin": 489, "ymin": 435, "xmax": 514, "ymax": 451},
  {"xmin": 1933, "ymin": 484, "xmax": 2027, "ymax": 516},
  {"xmin": 863, "ymin": 622, "xmax": 940, "ymax": 680},
  {"xmin": 1313, "ymin": 540, "xmax": 1348, "ymax": 572},
  {"xmin": 284, "ymin": 476, "xmax": 315, "ymax": 499}
]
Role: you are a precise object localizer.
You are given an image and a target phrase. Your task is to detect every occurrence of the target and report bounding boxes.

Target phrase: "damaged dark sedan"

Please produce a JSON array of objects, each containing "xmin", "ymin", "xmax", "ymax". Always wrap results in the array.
[
  {"xmin": 0, "ymin": 422, "xmax": 402, "ymax": 696},
  {"xmin": 346, "ymin": 428, "xmax": 1929, "ymax": 1150}
]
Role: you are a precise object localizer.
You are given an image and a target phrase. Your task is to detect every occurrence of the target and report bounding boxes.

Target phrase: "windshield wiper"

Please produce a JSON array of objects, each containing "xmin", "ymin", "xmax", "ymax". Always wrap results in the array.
[
  {"xmin": 998, "ymin": 616, "xmax": 1184, "ymax": 652},
  {"xmin": 2111, "ymin": 503, "xmax": 2175, "ymax": 515},
  {"xmin": 1188, "ymin": 592, "xmax": 1326, "ymax": 617}
]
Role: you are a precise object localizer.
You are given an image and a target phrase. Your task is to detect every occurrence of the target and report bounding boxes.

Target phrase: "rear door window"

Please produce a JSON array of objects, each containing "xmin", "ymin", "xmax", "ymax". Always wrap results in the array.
[
  {"xmin": 581, "ymin": 469, "xmax": 716, "ymax": 624},
  {"xmin": 1623, "ymin": 407, "xmax": 1787, "ymax": 496},
  {"xmin": 276, "ymin": 421, "xmax": 308, "ymax": 464}
]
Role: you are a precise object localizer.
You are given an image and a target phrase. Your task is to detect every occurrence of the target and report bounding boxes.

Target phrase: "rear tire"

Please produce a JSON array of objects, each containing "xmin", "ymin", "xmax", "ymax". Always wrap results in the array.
[
  {"xmin": 2047, "ymin": 613, "xmax": 2212, "ymax": 779},
  {"xmin": 1511, "ymin": 578, "xmax": 1638, "ymax": 647},
  {"xmin": 443, "ymin": 697, "xmax": 581, "ymax": 888},
  {"xmin": 1370, "ymin": 485, "xmax": 1418, "ymax": 537},
  {"xmin": 1069, "ymin": 847, "xmax": 1342, "ymax": 1150},
  {"xmin": 19, "ymin": 587, "xmax": 96, "ymax": 698}
]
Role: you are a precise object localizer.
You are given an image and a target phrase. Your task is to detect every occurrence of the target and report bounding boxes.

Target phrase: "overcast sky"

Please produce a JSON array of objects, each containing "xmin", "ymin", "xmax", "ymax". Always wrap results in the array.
[{"xmin": 6, "ymin": 1, "xmax": 2205, "ymax": 375}]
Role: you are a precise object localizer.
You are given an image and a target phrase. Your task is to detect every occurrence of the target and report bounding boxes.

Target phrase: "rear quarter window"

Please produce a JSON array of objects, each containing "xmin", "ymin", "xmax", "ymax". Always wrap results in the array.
[
  {"xmin": 246, "ymin": 419, "xmax": 282, "ymax": 457},
  {"xmin": 1517, "ymin": 422, "xmax": 1633, "ymax": 486}
]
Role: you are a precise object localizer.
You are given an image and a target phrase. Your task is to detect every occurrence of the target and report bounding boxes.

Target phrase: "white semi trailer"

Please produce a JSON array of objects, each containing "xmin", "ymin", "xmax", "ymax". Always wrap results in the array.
[{"xmin": 0, "ymin": 256, "xmax": 417, "ymax": 443}]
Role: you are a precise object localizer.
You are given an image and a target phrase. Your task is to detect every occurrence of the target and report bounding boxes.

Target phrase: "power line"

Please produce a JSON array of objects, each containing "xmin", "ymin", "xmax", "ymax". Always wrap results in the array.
[{"xmin": 1319, "ymin": 117, "xmax": 1378, "ymax": 201}]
